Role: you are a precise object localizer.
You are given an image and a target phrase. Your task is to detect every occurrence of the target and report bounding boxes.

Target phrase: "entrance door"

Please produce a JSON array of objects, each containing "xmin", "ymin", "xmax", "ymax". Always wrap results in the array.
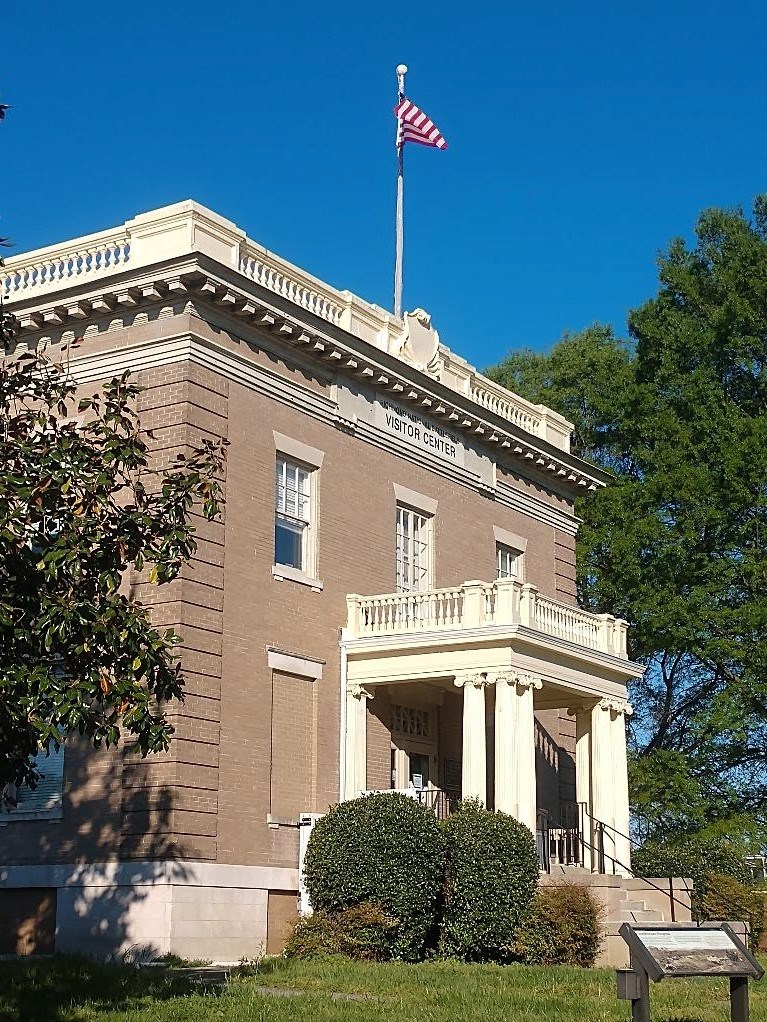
[{"xmin": 408, "ymin": 752, "xmax": 430, "ymax": 790}]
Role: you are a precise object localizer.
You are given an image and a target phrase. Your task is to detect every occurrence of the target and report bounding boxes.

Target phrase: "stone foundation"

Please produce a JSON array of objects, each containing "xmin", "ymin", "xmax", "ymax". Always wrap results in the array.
[{"xmin": 0, "ymin": 861, "xmax": 298, "ymax": 962}]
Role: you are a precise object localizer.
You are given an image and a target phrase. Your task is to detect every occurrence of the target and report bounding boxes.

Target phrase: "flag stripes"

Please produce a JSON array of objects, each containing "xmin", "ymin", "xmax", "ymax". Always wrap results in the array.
[{"xmin": 394, "ymin": 97, "xmax": 448, "ymax": 150}]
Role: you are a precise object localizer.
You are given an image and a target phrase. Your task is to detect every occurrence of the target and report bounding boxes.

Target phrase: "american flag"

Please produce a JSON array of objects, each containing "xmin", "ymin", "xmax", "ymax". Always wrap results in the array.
[{"xmin": 394, "ymin": 97, "xmax": 448, "ymax": 150}]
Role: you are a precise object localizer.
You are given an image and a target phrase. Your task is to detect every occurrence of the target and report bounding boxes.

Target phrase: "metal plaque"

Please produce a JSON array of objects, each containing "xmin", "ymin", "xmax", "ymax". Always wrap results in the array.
[{"xmin": 619, "ymin": 923, "xmax": 764, "ymax": 982}]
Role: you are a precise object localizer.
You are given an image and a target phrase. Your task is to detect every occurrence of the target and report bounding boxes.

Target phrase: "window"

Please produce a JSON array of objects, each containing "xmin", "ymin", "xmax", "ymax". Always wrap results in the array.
[
  {"xmin": 275, "ymin": 457, "xmax": 313, "ymax": 573},
  {"xmin": 396, "ymin": 505, "xmax": 433, "ymax": 592},
  {"xmin": 2, "ymin": 741, "xmax": 65, "ymax": 822},
  {"xmin": 493, "ymin": 527, "xmax": 527, "ymax": 581},
  {"xmin": 496, "ymin": 543, "xmax": 520, "ymax": 580}
]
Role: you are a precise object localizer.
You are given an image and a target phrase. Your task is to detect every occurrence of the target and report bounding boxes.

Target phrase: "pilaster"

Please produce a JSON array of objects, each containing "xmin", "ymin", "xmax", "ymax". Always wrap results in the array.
[{"xmin": 344, "ymin": 685, "xmax": 374, "ymax": 800}]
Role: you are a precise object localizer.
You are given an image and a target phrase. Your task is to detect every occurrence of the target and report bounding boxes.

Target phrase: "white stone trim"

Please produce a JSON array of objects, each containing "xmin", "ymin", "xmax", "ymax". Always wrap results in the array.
[
  {"xmin": 267, "ymin": 649, "xmax": 324, "ymax": 681},
  {"xmin": 272, "ymin": 431, "xmax": 324, "ymax": 469},
  {"xmin": 493, "ymin": 525, "xmax": 528, "ymax": 553},
  {"xmin": 0, "ymin": 860, "xmax": 299, "ymax": 890},
  {"xmin": 271, "ymin": 564, "xmax": 323, "ymax": 590},
  {"xmin": 63, "ymin": 331, "xmax": 581, "ymax": 535},
  {"xmin": 393, "ymin": 483, "xmax": 438, "ymax": 516},
  {"xmin": 496, "ymin": 479, "xmax": 580, "ymax": 537}
]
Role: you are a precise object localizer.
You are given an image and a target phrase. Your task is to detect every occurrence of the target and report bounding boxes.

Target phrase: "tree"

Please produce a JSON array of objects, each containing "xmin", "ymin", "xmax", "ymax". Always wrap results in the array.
[
  {"xmin": 487, "ymin": 199, "xmax": 767, "ymax": 841},
  {"xmin": 0, "ymin": 336, "xmax": 226, "ymax": 798}
]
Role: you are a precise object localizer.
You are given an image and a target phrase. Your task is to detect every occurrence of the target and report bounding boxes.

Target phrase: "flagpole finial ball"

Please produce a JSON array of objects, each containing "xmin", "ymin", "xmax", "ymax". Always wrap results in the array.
[{"xmin": 396, "ymin": 64, "xmax": 408, "ymax": 75}]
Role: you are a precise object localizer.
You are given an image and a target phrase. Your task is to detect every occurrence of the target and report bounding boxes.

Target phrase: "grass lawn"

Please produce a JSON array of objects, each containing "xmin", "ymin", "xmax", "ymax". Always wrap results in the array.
[{"xmin": 0, "ymin": 954, "xmax": 765, "ymax": 1022}]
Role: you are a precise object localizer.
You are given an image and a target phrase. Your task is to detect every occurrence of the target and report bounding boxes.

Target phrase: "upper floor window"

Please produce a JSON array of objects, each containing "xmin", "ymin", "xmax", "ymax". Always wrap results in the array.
[
  {"xmin": 496, "ymin": 543, "xmax": 521, "ymax": 580},
  {"xmin": 275, "ymin": 458, "xmax": 313, "ymax": 573},
  {"xmin": 396, "ymin": 505, "xmax": 433, "ymax": 592}
]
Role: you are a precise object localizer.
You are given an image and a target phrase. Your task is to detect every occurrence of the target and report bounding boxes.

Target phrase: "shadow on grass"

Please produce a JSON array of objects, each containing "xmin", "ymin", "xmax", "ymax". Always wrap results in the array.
[{"xmin": 0, "ymin": 954, "xmax": 217, "ymax": 1022}]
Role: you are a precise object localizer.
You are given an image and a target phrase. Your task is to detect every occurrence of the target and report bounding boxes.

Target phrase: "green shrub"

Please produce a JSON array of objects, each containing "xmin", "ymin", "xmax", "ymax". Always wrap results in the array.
[
  {"xmin": 284, "ymin": 902, "xmax": 398, "ymax": 961},
  {"xmin": 514, "ymin": 883, "xmax": 604, "ymax": 967},
  {"xmin": 698, "ymin": 873, "xmax": 766, "ymax": 952},
  {"xmin": 302, "ymin": 792, "xmax": 444, "ymax": 961},
  {"xmin": 633, "ymin": 835, "xmax": 753, "ymax": 923},
  {"xmin": 440, "ymin": 801, "xmax": 539, "ymax": 962}
]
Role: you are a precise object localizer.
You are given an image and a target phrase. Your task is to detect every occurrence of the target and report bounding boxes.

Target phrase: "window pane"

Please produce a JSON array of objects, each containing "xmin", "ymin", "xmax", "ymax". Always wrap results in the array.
[
  {"xmin": 496, "ymin": 544, "xmax": 519, "ymax": 579},
  {"xmin": 396, "ymin": 506, "xmax": 432, "ymax": 593},
  {"xmin": 275, "ymin": 517, "xmax": 305, "ymax": 569}
]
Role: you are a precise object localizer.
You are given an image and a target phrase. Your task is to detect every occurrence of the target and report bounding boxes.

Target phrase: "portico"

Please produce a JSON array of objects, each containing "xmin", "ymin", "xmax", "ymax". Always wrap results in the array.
[{"xmin": 341, "ymin": 578, "xmax": 642, "ymax": 876}]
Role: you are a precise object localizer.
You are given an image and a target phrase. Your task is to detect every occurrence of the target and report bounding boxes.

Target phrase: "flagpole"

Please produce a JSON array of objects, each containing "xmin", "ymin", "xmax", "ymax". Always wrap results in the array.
[{"xmin": 394, "ymin": 63, "xmax": 407, "ymax": 319}]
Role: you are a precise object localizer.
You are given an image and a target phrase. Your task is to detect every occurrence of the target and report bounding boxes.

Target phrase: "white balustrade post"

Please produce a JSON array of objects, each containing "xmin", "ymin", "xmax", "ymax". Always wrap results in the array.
[
  {"xmin": 519, "ymin": 583, "xmax": 538, "ymax": 627},
  {"xmin": 346, "ymin": 595, "xmax": 362, "ymax": 638},
  {"xmin": 461, "ymin": 581, "xmax": 487, "ymax": 628},
  {"xmin": 615, "ymin": 619, "xmax": 629, "ymax": 658},
  {"xmin": 494, "ymin": 673, "xmax": 542, "ymax": 833},
  {"xmin": 344, "ymin": 685, "xmax": 373, "ymax": 799},
  {"xmin": 598, "ymin": 614, "xmax": 616, "ymax": 654},
  {"xmin": 454, "ymin": 673, "xmax": 488, "ymax": 804},
  {"xmin": 493, "ymin": 578, "xmax": 520, "ymax": 625}
]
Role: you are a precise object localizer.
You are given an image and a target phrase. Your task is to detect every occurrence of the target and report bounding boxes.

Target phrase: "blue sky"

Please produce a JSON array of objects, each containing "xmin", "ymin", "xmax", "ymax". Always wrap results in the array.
[{"xmin": 3, "ymin": 1, "xmax": 767, "ymax": 369}]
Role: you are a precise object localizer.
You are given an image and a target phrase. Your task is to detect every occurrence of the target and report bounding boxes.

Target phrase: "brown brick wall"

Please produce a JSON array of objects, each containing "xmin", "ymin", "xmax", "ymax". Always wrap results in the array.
[
  {"xmin": 3, "ymin": 310, "xmax": 581, "ymax": 872},
  {"xmin": 270, "ymin": 671, "xmax": 314, "ymax": 819}
]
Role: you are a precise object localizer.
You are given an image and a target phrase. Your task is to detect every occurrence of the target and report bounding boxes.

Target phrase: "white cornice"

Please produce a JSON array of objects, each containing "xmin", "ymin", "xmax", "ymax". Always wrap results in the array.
[
  {"xmin": 7, "ymin": 255, "xmax": 606, "ymax": 498},
  {"xmin": 3, "ymin": 202, "xmax": 606, "ymax": 494}
]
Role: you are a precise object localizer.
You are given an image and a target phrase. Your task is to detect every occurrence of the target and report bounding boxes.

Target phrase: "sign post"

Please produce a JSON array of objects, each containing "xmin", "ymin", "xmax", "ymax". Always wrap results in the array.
[{"xmin": 617, "ymin": 923, "xmax": 764, "ymax": 1022}]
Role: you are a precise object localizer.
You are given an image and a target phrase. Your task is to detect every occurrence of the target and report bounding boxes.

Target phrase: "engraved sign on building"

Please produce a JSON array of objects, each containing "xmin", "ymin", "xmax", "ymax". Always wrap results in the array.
[{"xmin": 376, "ymin": 398, "xmax": 465, "ymax": 468}]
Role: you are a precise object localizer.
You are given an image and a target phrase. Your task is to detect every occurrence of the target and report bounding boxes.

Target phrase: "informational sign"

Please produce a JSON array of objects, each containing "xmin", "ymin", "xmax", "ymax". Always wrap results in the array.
[
  {"xmin": 376, "ymin": 399, "xmax": 465, "ymax": 468},
  {"xmin": 617, "ymin": 923, "xmax": 764, "ymax": 1022},
  {"xmin": 621, "ymin": 924, "xmax": 763, "ymax": 980}
]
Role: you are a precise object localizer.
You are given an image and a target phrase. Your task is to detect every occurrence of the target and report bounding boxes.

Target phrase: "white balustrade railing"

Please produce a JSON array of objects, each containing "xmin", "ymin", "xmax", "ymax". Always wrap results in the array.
[
  {"xmin": 346, "ymin": 579, "xmax": 628, "ymax": 657},
  {"xmin": 3, "ymin": 227, "xmax": 132, "ymax": 298},
  {"xmin": 2, "ymin": 201, "xmax": 573, "ymax": 449},
  {"xmin": 239, "ymin": 244, "xmax": 345, "ymax": 326},
  {"xmin": 469, "ymin": 377, "xmax": 543, "ymax": 436},
  {"xmin": 533, "ymin": 595, "xmax": 602, "ymax": 650}
]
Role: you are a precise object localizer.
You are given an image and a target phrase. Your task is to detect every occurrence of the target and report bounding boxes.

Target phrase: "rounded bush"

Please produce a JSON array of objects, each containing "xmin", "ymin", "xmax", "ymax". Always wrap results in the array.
[
  {"xmin": 303, "ymin": 792, "xmax": 445, "ymax": 960},
  {"xmin": 440, "ymin": 800, "xmax": 539, "ymax": 962},
  {"xmin": 514, "ymin": 882, "xmax": 604, "ymax": 967}
]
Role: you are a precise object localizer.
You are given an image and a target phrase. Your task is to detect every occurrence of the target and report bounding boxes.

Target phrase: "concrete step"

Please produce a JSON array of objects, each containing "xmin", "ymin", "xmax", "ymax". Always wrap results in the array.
[{"xmin": 619, "ymin": 909, "xmax": 665, "ymax": 923}]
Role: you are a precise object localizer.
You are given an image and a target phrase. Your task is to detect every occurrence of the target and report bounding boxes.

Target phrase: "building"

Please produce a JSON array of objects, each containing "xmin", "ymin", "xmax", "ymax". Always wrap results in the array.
[{"xmin": 0, "ymin": 202, "xmax": 683, "ymax": 962}]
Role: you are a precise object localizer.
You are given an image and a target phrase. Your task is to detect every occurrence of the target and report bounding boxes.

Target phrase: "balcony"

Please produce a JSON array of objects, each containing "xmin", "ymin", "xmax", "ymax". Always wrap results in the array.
[{"xmin": 345, "ymin": 578, "xmax": 629, "ymax": 660}]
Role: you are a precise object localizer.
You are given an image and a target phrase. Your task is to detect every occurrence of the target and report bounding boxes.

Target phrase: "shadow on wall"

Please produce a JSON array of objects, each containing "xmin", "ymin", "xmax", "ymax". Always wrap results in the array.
[{"xmin": 0, "ymin": 734, "xmax": 191, "ymax": 963}]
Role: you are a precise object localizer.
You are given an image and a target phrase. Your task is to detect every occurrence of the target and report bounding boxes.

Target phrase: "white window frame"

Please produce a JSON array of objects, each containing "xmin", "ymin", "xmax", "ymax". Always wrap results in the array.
[
  {"xmin": 493, "ymin": 526, "xmax": 527, "ymax": 582},
  {"xmin": 496, "ymin": 544, "xmax": 521, "ymax": 580},
  {"xmin": 272, "ymin": 434, "xmax": 324, "ymax": 591},
  {"xmin": 396, "ymin": 504, "xmax": 434, "ymax": 593}
]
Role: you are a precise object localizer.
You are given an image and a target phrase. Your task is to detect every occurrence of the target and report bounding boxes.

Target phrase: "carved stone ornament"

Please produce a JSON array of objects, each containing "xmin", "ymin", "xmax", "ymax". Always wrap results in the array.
[
  {"xmin": 349, "ymin": 684, "xmax": 374, "ymax": 701},
  {"xmin": 390, "ymin": 308, "xmax": 442, "ymax": 378},
  {"xmin": 453, "ymin": 671, "xmax": 488, "ymax": 689},
  {"xmin": 511, "ymin": 672, "xmax": 543, "ymax": 692},
  {"xmin": 598, "ymin": 697, "xmax": 633, "ymax": 717}
]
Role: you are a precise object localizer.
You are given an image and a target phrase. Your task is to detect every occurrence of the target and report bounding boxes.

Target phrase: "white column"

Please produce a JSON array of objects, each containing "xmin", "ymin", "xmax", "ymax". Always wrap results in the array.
[
  {"xmin": 574, "ymin": 706, "xmax": 593, "ymax": 871},
  {"xmin": 611, "ymin": 700, "xmax": 633, "ymax": 876},
  {"xmin": 590, "ymin": 697, "xmax": 633, "ymax": 875},
  {"xmin": 494, "ymin": 672, "xmax": 542, "ymax": 834},
  {"xmin": 454, "ymin": 672, "xmax": 488, "ymax": 805},
  {"xmin": 344, "ymin": 685, "xmax": 373, "ymax": 799}
]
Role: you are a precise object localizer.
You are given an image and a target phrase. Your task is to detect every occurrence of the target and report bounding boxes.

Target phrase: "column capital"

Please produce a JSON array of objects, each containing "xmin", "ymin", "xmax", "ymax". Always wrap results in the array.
[
  {"xmin": 349, "ymin": 684, "xmax": 375, "ymax": 701},
  {"xmin": 597, "ymin": 696, "xmax": 633, "ymax": 717},
  {"xmin": 454, "ymin": 671, "xmax": 488, "ymax": 689},
  {"xmin": 493, "ymin": 671, "xmax": 542, "ymax": 693}
]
